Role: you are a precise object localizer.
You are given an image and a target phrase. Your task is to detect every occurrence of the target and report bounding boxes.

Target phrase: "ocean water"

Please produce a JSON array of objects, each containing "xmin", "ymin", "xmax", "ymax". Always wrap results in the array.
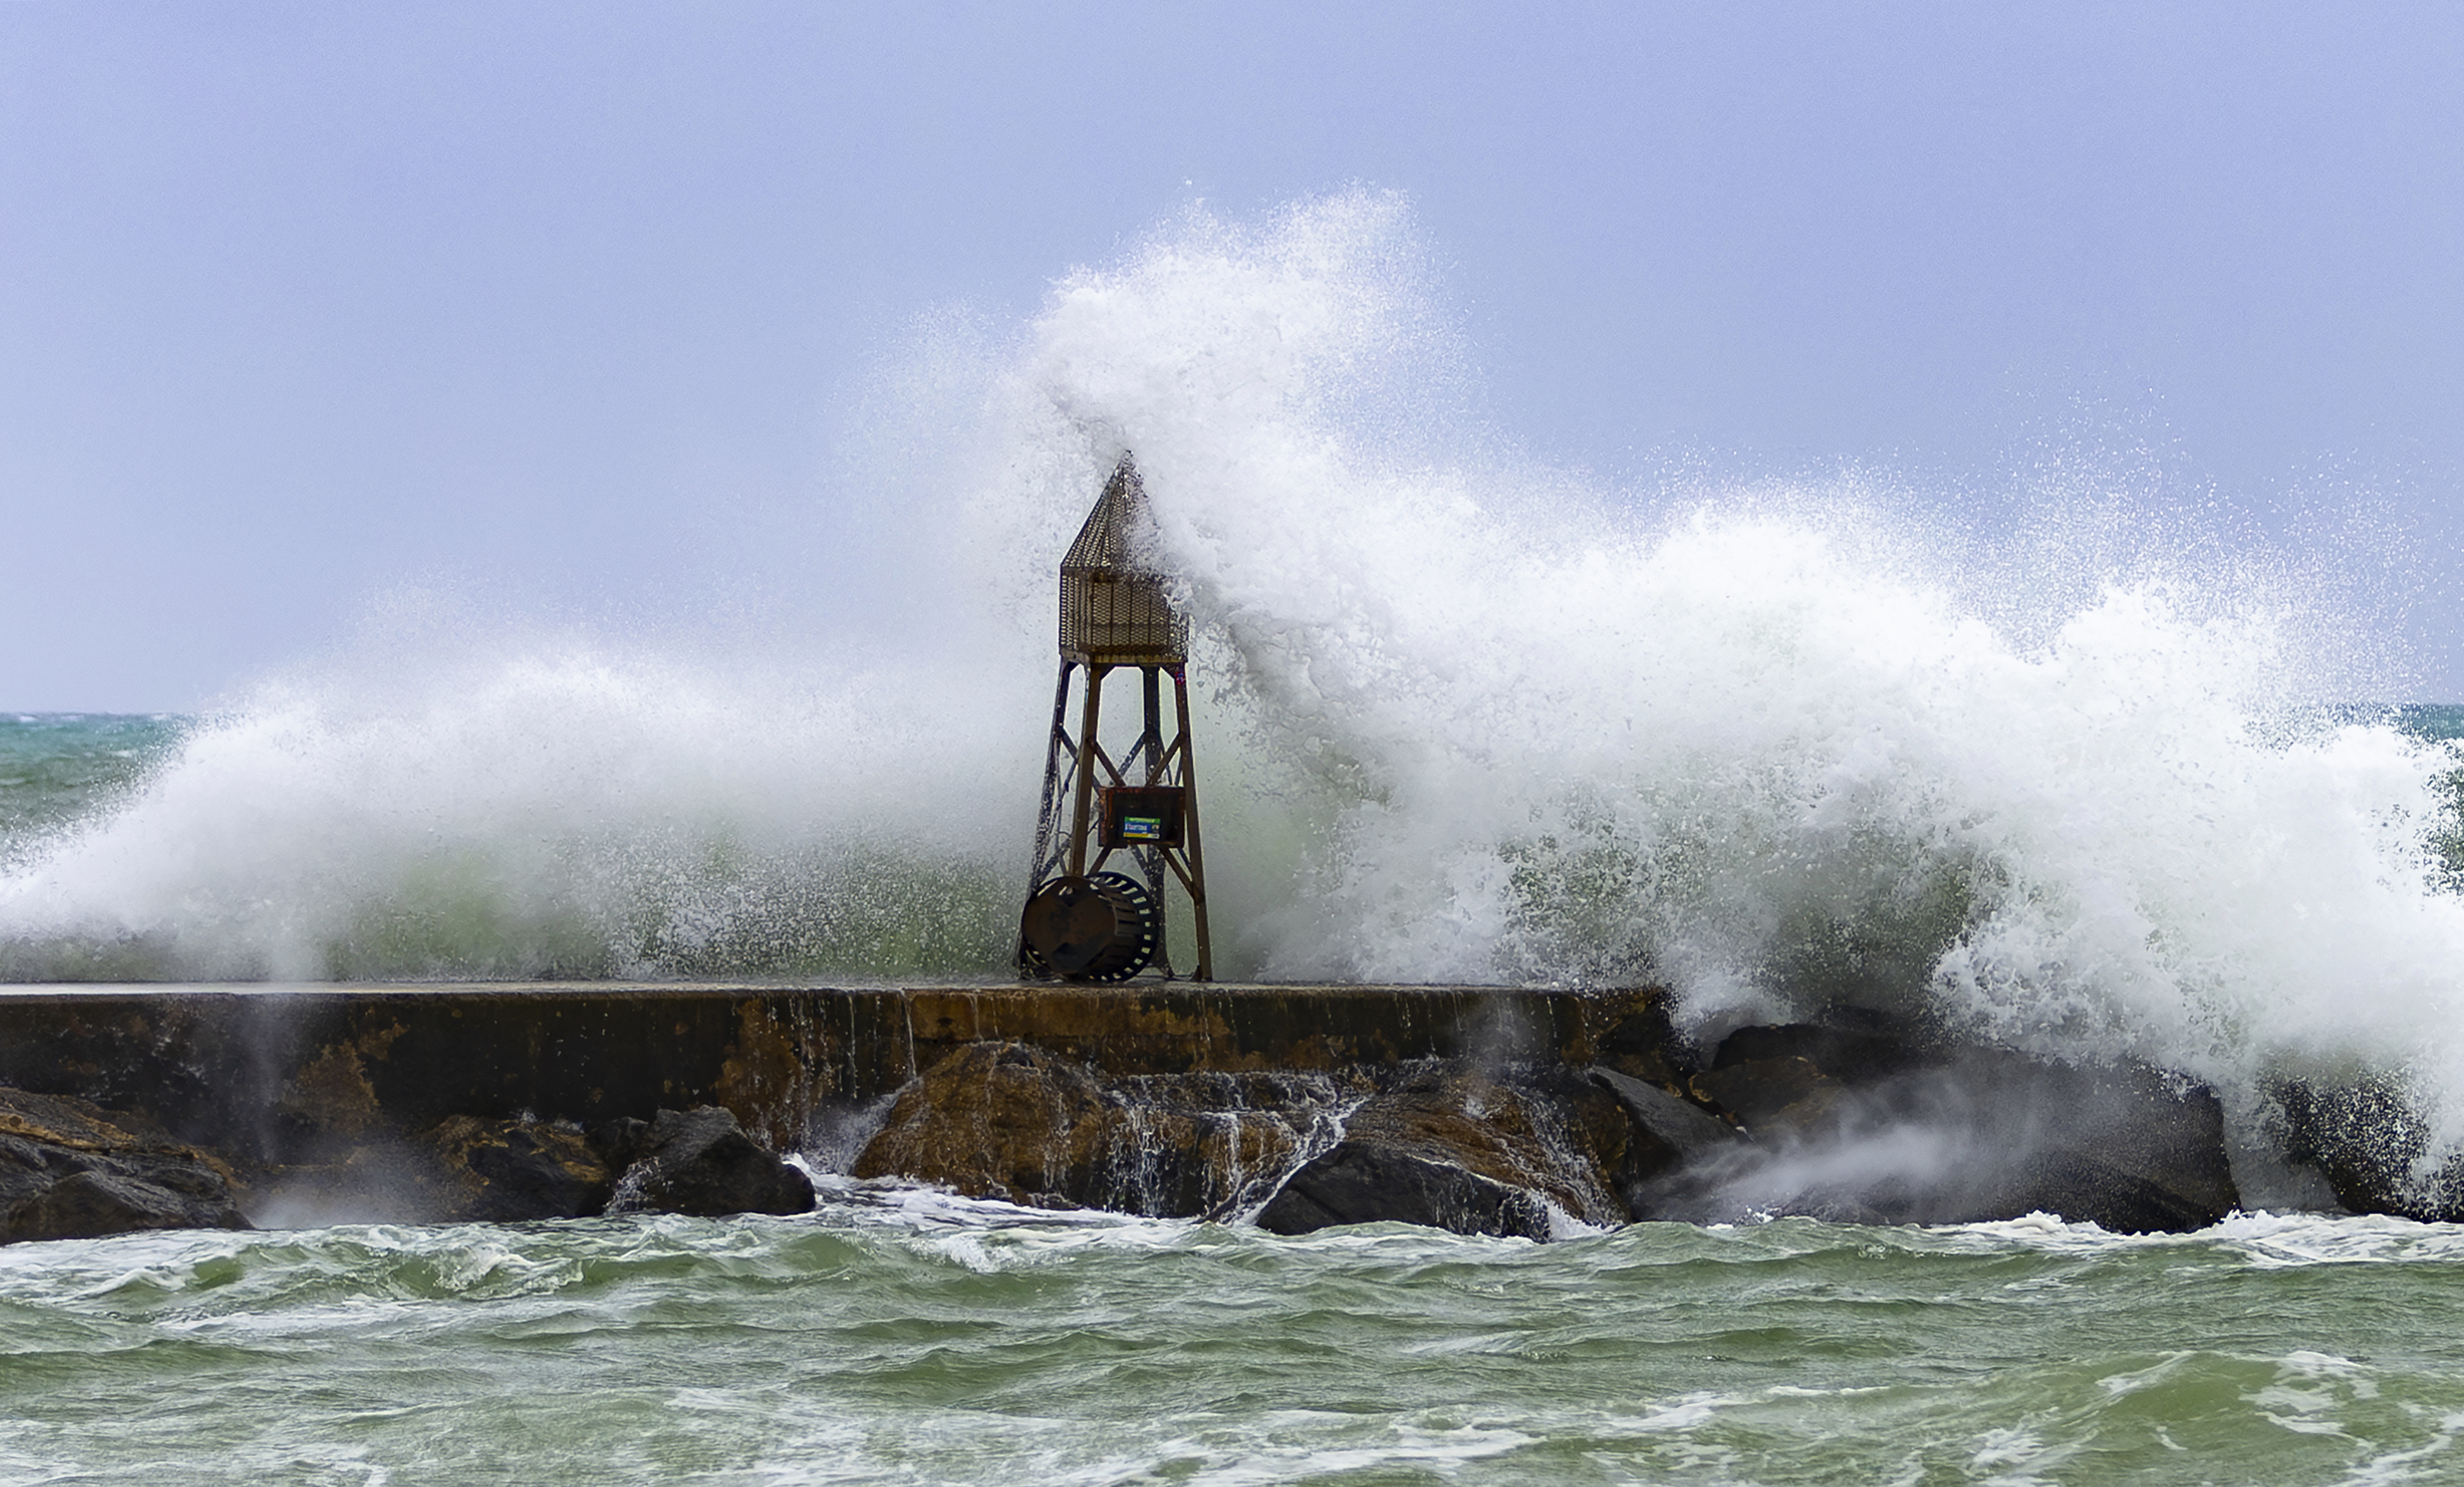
[
  {"xmin": 7, "ymin": 1188, "xmax": 2464, "ymax": 1486},
  {"xmin": 11, "ymin": 194, "xmax": 2464, "ymax": 1481}
]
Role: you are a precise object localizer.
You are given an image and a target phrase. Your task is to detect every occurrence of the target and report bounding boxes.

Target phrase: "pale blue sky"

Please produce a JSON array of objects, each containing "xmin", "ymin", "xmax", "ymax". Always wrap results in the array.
[{"xmin": 6, "ymin": 2, "xmax": 2461, "ymax": 708}]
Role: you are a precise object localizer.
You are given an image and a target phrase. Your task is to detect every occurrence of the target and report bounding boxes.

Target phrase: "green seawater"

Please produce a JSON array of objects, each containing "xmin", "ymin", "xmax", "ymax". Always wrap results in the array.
[{"xmin": 6, "ymin": 1189, "xmax": 2464, "ymax": 1486}]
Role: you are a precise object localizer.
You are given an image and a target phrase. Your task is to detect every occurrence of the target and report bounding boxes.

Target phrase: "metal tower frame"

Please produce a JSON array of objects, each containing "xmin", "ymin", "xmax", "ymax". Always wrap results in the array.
[{"xmin": 1016, "ymin": 456, "xmax": 1213, "ymax": 981}]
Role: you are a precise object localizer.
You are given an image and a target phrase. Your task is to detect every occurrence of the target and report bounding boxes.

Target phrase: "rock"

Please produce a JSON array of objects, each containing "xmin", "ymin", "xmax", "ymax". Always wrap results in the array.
[
  {"xmin": 1592, "ymin": 1038, "xmax": 2240, "ymax": 1233},
  {"xmin": 1586, "ymin": 1065, "xmax": 1752, "ymax": 1220},
  {"xmin": 1256, "ymin": 1143, "xmax": 1553, "ymax": 1240},
  {"xmin": 423, "ymin": 1115, "xmax": 613, "ymax": 1223},
  {"xmin": 1689, "ymin": 1056, "xmax": 1847, "ymax": 1139},
  {"xmin": 1255, "ymin": 1065, "xmax": 1624, "ymax": 1239},
  {"xmin": 852, "ymin": 1041, "xmax": 1117, "ymax": 1207},
  {"xmin": 1710, "ymin": 1014, "xmax": 1935, "ymax": 1084},
  {"xmin": 853, "ymin": 1041, "xmax": 1355, "ymax": 1217},
  {"xmin": 855, "ymin": 1046, "xmax": 1616, "ymax": 1233},
  {"xmin": 1595, "ymin": 1007, "xmax": 1690, "ymax": 1088},
  {"xmin": 603, "ymin": 1106, "xmax": 814, "ymax": 1218},
  {"xmin": 0, "ymin": 1088, "xmax": 251, "ymax": 1244},
  {"xmin": 1828, "ymin": 1050, "xmax": 2238, "ymax": 1230},
  {"xmin": 1088, "ymin": 1071, "xmax": 1351, "ymax": 1218},
  {"xmin": 1588, "ymin": 1066, "xmax": 1744, "ymax": 1165},
  {"xmin": 10, "ymin": 1169, "xmax": 224, "ymax": 1244},
  {"xmin": 2274, "ymin": 1079, "xmax": 2463, "ymax": 1221},
  {"xmin": 1994, "ymin": 1148, "xmax": 2233, "ymax": 1235}
]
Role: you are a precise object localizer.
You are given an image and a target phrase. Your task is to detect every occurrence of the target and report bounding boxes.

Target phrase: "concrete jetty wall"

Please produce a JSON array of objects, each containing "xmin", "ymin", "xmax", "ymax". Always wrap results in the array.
[{"xmin": 0, "ymin": 983, "xmax": 1667, "ymax": 1156}]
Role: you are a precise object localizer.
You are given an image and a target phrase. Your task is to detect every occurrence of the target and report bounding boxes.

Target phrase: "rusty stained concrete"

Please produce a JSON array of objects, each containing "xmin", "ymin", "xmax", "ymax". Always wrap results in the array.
[{"xmin": 0, "ymin": 983, "xmax": 1671, "ymax": 1158}]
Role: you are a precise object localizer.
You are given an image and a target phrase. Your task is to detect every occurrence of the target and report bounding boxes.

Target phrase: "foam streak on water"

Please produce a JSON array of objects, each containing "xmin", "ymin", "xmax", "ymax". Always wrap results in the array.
[
  {"xmin": 6, "ymin": 192, "xmax": 2464, "ymax": 1156},
  {"xmin": 6, "ymin": 1200, "xmax": 2464, "ymax": 1485}
]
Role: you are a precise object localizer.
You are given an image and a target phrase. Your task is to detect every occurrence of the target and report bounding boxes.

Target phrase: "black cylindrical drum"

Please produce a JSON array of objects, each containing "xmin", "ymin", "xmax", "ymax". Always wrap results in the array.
[{"xmin": 1018, "ymin": 871, "xmax": 1159, "ymax": 981}]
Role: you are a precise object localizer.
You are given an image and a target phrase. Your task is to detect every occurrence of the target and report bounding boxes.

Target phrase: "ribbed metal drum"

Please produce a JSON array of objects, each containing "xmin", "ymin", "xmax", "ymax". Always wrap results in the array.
[{"xmin": 1017, "ymin": 871, "xmax": 1159, "ymax": 982}]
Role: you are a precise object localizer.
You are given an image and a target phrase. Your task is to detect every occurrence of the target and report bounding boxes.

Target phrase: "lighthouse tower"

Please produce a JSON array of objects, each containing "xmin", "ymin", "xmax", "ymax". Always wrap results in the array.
[{"xmin": 1015, "ymin": 456, "xmax": 1213, "ymax": 982}]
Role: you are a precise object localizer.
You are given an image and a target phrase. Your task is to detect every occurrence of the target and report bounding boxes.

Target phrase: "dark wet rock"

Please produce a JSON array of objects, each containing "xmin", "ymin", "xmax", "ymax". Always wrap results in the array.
[
  {"xmin": 1711, "ymin": 1015, "xmax": 1936, "ymax": 1084},
  {"xmin": 9, "ymin": 1168, "xmax": 230, "ymax": 1244},
  {"xmin": 1991, "ymin": 1148, "xmax": 2231, "ymax": 1235},
  {"xmin": 1596, "ymin": 1006, "xmax": 1691, "ymax": 1088},
  {"xmin": 2043, "ymin": 1060, "xmax": 2238, "ymax": 1223},
  {"xmin": 1586, "ymin": 1065, "xmax": 1751, "ymax": 1220},
  {"xmin": 1587, "ymin": 1067, "xmax": 1743, "ymax": 1165},
  {"xmin": 603, "ymin": 1106, "xmax": 813, "ymax": 1218},
  {"xmin": 1255, "ymin": 1142, "xmax": 1553, "ymax": 1240},
  {"xmin": 1689, "ymin": 1056, "xmax": 1847, "ymax": 1138},
  {"xmin": 2275, "ymin": 1080, "xmax": 2463, "ymax": 1222},
  {"xmin": 0, "ymin": 1088, "xmax": 251, "ymax": 1244},
  {"xmin": 423, "ymin": 1115, "xmax": 613, "ymax": 1223},
  {"xmin": 1866, "ymin": 1050, "xmax": 2237, "ymax": 1230},
  {"xmin": 1619, "ymin": 1040, "xmax": 2240, "ymax": 1232},
  {"xmin": 1254, "ymin": 1065, "xmax": 1623, "ymax": 1239},
  {"xmin": 1502, "ymin": 1063, "xmax": 1645, "ymax": 1205}
]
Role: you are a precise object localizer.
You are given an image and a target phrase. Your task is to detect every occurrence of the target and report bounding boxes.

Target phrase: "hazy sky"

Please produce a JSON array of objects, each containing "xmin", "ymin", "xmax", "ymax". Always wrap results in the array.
[{"xmin": 6, "ymin": 2, "xmax": 2461, "ymax": 709}]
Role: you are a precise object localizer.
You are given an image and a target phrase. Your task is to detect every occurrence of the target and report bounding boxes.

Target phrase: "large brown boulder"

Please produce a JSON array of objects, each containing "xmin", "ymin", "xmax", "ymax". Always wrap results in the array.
[
  {"xmin": 0, "ymin": 1088, "xmax": 251, "ymax": 1244},
  {"xmin": 854, "ymin": 1042, "xmax": 1118, "ymax": 1207},
  {"xmin": 853, "ymin": 1041, "xmax": 1349, "ymax": 1218}
]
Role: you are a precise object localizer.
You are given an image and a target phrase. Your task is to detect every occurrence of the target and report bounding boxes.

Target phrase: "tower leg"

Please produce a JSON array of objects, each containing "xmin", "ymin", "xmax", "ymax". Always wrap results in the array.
[
  {"xmin": 1065, "ymin": 665, "xmax": 1104, "ymax": 878},
  {"xmin": 1173, "ymin": 667, "xmax": 1213, "ymax": 982},
  {"xmin": 1138, "ymin": 664, "xmax": 1173, "ymax": 976},
  {"xmin": 1016, "ymin": 660, "xmax": 1078, "ymax": 976}
]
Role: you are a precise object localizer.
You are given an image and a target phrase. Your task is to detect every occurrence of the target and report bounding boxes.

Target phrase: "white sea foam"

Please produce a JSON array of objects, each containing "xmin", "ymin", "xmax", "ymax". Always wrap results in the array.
[{"xmin": 4, "ymin": 192, "xmax": 2462, "ymax": 1166}]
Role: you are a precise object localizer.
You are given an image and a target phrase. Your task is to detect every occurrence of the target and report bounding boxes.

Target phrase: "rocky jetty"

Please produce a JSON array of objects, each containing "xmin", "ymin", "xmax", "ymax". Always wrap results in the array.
[{"xmin": 7, "ymin": 981, "xmax": 2434, "ymax": 1243}]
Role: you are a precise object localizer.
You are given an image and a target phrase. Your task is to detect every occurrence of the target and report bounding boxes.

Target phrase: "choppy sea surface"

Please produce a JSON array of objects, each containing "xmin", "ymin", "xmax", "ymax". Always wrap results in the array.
[{"xmin": 6, "ymin": 1184, "xmax": 2464, "ymax": 1486}]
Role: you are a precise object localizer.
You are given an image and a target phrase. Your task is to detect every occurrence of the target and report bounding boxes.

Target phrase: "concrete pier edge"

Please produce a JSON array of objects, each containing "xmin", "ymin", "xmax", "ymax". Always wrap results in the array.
[{"xmin": 0, "ymin": 983, "xmax": 1669, "ymax": 1158}]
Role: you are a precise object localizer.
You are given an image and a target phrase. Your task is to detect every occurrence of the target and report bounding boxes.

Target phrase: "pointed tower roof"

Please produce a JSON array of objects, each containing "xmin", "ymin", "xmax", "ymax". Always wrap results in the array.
[
  {"xmin": 1058, "ymin": 455, "xmax": 1185, "ymax": 664},
  {"xmin": 1063, "ymin": 456, "xmax": 1163, "ymax": 577}
]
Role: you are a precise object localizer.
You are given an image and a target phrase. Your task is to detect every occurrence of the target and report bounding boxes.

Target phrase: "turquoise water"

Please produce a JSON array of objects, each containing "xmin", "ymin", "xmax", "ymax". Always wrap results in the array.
[
  {"xmin": 0, "ymin": 714, "xmax": 185, "ymax": 868},
  {"xmin": 6, "ymin": 1186, "xmax": 2464, "ymax": 1485}
]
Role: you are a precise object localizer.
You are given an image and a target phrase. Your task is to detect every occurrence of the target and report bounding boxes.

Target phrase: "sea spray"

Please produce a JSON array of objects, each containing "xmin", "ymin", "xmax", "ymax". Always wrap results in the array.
[
  {"xmin": 0, "ymin": 650, "xmax": 1032, "ymax": 981},
  {"xmin": 5, "ymin": 193, "xmax": 2464, "ymax": 1180}
]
